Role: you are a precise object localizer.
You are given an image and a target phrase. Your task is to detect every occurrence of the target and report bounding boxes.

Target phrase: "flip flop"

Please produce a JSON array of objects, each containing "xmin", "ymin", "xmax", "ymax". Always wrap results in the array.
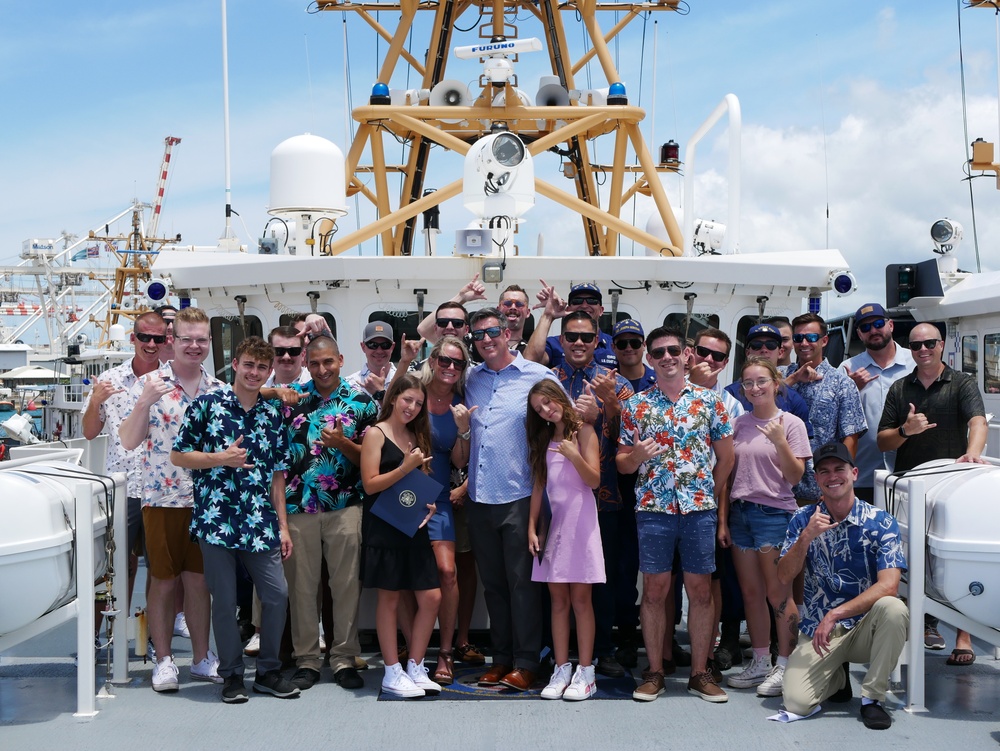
[{"xmin": 945, "ymin": 648, "xmax": 976, "ymax": 666}]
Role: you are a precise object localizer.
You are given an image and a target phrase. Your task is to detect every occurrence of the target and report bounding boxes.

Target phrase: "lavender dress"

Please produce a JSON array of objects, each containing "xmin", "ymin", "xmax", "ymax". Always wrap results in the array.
[{"xmin": 531, "ymin": 442, "xmax": 606, "ymax": 584}]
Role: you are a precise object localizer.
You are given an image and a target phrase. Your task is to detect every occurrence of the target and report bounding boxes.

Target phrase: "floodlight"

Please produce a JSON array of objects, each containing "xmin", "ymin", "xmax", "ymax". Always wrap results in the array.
[{"xmin": 930, "ymin": 218, "xmax": 963, "ymax": 254}]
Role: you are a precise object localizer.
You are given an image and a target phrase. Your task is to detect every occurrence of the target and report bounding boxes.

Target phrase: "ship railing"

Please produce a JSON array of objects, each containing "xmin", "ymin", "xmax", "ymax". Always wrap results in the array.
[
  {"xmin": 875, "ymin": 465, "xmax": 1000, "ymax": 713},
  {"xmin": 0, "ymin": 438, "xmax": 129, "ymax": 718}
]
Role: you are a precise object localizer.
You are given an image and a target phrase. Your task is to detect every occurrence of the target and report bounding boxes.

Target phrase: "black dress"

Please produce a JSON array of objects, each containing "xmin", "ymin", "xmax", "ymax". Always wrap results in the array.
[{"xmin": 360, "ymin": 427, "xmax": 440, "ymax": 591}]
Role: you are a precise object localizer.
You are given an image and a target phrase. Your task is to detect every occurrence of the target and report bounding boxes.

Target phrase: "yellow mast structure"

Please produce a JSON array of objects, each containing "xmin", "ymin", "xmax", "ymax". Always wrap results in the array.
[{"xmin": 315, "ymin": 0, "xmax": 684, "ymax": 257}]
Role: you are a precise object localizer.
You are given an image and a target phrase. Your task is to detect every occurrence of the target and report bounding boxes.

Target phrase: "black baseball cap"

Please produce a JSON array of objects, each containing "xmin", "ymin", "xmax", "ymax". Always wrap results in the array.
[{"xmin": 812, "ymin": 442, "xmax": 855, "ymax": 468}]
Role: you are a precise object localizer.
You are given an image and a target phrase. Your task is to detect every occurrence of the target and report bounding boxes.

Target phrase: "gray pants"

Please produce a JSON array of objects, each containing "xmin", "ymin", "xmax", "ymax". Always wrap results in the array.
[
  {"xmin": 466, "ymin": 497, "xmax": 541, "ymax": 671},
  {"xmin": 200, "ymin": 541, "xmax": 287, "ymax": 678}
]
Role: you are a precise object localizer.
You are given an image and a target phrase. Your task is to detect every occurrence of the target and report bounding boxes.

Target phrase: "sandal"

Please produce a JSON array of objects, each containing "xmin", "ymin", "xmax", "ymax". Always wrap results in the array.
[
  {"xmin": 433, "ymin": 651, "xmax": 454, "ymax": 685},
  {"xmin": 945, "ymin": 648, "xmax": 976, "ymax": 666},
  {"xmin": 454, "ymin": 642, "xmax": 486, "ymax": 665}
]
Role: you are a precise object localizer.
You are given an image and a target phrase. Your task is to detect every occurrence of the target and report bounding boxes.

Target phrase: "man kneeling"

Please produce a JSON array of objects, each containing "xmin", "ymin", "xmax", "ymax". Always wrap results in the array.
[{"xmin": 777, "ymin": 442, "xmax": 908, "ymax": 730}]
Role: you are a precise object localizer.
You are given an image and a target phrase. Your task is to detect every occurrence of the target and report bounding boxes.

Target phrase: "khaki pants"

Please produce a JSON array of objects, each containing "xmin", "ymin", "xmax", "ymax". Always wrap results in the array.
[
  {"xmin": 783, "ymin": 596, "xmax": 908, "ymax": 716},
  {"xmin": 284, "ymin": 505, "xmax": 362, "ymax": 673}
]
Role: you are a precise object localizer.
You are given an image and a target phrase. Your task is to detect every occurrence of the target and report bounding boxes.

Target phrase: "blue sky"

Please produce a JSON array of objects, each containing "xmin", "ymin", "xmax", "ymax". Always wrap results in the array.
[{"xmin": 2, "ymin": 1, "xmax": 1000, "ymax": 320}]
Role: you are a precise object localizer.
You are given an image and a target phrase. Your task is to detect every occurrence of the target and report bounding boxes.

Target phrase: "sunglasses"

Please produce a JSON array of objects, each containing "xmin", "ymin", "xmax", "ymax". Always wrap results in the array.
[
  {"xmin": 695, "ymin": 345, "xmax": 727, "ymax": 363},
  {"xmin": 909, "ymin": 338, "xmax": 940, "ymax": 351},
  {"xmin": 792, "ymin": 333, "xmax": 822, "ymax": 344},
  {"xmin": 365, "ymin": 340, "xmax": 393, "ymax": 351},
  {"xmin": 569, "ymin": 296, "xmax": 601, "ymax": 306},
  {"xmin": 858, "ymin": 318, "xmax": 887, "ymax": 334},
  {"xmin": 563, "ymin": 331, "xmax": 596, "ymax": 344},
  {"xmin": 747, "ymin": 339, "xmax": 779, "ymax": 351},
  {"xmin": 135, "ymin": 332, "xmax": 167, "ymax": 344},
  {"xmin": 500, "ymin": 299, "xmax": 526, "ymax": 309},
  {"xmin": 614, "ymin": 338, "xmax": 644, "ymax": 350},
  {"xmin": 648, "ymin": 345, "xmax": 683, "ymax": 360},
  {"xmin": 436, "ymin": 318, "xmax": 467, "ymax": 329},
  {"xmin": 470, "ymin": 326, "xmax": 503, "ymax": 341},
  {"xmin": 436, "ymin": 355, "xmax": 467, "ymax": 371},
  {"xmin": 273, "ymin": 346, "xmax": 303, "ymax": 358}
]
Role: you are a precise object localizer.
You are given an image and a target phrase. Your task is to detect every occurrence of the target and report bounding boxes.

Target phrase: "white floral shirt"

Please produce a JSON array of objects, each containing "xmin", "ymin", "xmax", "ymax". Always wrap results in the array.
[
  {"xmin": 130, "ymin": 362, "xmax": 224, "ymax": 508},
  {"xmin": 83, "ymin": 358, "xmax": 143, "ymax": 497}
]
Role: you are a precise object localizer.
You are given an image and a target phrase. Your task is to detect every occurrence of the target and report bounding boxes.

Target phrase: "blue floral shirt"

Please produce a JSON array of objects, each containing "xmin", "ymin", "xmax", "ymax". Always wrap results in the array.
[
  {"xmin": 283, "ymin": 379, "xmax": 377, "ymax": 514},
  {"xmin": 781, "ymin": 497, "xmax": 907, "ymax": 637},
  {"xmin": 174, "ymin": 386, "xmax": 289, "ymax": 552},
  {"xmin": 786, "ymin": 359, "xmax": 867, "ymax": 501},
  {"xmin": 619, "ymin": 382, "xmax": 733, "ymax": 514},
  {"xmin": 553, "ymin": 361, "xmax": 634, "ymax": 511}
]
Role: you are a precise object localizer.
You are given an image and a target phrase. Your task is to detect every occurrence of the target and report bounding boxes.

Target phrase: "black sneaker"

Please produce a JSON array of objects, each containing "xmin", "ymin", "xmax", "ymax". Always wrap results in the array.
[
  {"xmin": 828, "ymin": 662, "xmax": 853, "ymax": 703},
  {"xmin": 221, "ymin": 675, "xmax": 248, "ymax": 704},
  {"xmin": 860, "ymin": 702, "xmax": 892, "ymax": 730},
  {"xmin": 290, "ymin": 667, "xmax": 321, "ymax": 690},
  {"xmin": 594, "ymin": 655, "xmax": 626, "ymax": 678},
  {"xmin": 672, "ymin": 639, "xmax": 692, "ymax": 668},
  {"xmin": 334, "ymin": 666, "xmax": 365, "ymax": 689},
  {"xmin": 253, "ymin": 670, "xmax": 301, "ymax": 698}
]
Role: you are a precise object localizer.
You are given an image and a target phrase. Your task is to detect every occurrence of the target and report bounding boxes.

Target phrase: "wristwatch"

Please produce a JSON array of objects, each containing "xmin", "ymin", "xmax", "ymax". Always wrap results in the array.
[
  {"xmin": 372, "ymin": 390, "xmax": 386, "ymax": 401},
  {"xmin": 897, "ymin": 425, "xmax": 908, "ymax": 438},
  {"xmin": 458, "ymin": 429, "xmax": 471, "ymax": 441}
]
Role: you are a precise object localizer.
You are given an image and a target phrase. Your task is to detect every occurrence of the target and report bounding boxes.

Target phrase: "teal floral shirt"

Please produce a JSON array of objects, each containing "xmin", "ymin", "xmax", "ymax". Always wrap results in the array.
[
  {"xmin": 619, "ymin": 381, "xmax": 733, "ymax": 514},
  {"xmin": 283, "ymin": 379, "xmax": 377, "ymax": 514},
  {"xmin": 173, "ymin": 386, "xmax": 288, "ymax": 552}
]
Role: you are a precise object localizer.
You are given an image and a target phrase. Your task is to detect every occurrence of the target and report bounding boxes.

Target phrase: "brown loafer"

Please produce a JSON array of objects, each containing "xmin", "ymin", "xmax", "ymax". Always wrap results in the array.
[
  {"xmin": 478, "ymin": 663, "xmax": 512, "ymax": 686},
  {"xmin": 499, "ymin": 668, "xmax": 535, "ymax": 691},
  {"xmin": 433, "ymin": 651, "xmax": 454, "ymax": 686},
  {"xmin": 454, "ymin": 642, "xmax": 486, "ymax": 665}
]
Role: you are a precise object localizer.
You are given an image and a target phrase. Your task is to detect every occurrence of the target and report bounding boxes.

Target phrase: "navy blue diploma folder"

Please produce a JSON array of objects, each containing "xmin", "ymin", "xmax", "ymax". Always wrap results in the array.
[{"xmin": 371, "ymin": 469, "xmax": 443, "ymax": 537}]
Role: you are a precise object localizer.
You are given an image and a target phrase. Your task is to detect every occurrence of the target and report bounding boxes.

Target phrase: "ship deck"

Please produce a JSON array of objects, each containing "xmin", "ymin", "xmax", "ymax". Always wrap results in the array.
[{"xmin": 2, "ymin": 566, "xmax": 999, "ymax": 750}]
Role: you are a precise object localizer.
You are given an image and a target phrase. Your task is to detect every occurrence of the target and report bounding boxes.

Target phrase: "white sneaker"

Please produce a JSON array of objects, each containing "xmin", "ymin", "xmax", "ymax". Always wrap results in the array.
[
  {"xmin": 191, "ymin": 649, "xmax": 223, "ymax": 684},
  {"xmin": 243, "ymin": 632, "xmax": 261, "ymax": 656},
  {"xmin": 406, "ymin": 659, "xmax": 441, "ymax": 695},
  {"xmin": 727, "ymin": 655, "xmax": 772, "ymax": 689},
  {"xmin": 562, "ymin": 664, "xmax": 597, "ymax": 701},
  {"xmin": 756, "ymin": 663, "xmax": 785, "ymax": 697},
  {"xmin": 541, "ymin": 662, "xmax": 573, "ymax": 700},
  {"xmin": 382, "ymin": 662, "xmax": 424, "ymax": 698},
  {"xmin": 319, "ymin": 622, "xmax": 326, "ymax": 652},
  {"xmin": 152, "ymin": 656, "xmax": 179, "ymax": 692},
  {"xmin": 173, "ymin": 612, "xmax": 190, "ymax": 639}
]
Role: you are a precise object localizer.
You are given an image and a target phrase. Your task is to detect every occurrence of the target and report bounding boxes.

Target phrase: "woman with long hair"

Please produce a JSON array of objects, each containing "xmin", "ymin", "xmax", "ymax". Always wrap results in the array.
[
  {"xmin": 360, "ymin": 373, "xmax": 442, "ymax": 698},
  {"xmin": 416, "ymin": 336, "xmax": 475, "ymax": 684},
  {"xmin": 526, "ymin": 379, "xmax": 604, "ymax": 701},
  {"xmin": 720, "ymin": 357, "xmax": 810, "ymax": 698}
]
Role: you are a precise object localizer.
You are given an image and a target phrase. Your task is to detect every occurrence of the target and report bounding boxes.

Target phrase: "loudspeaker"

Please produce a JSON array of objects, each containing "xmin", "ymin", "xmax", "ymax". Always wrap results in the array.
[
  {"xmin": 455, "ymin": 228, "xmax": 493, "ymax": 256},
  {"xmin": 535, "ymin": 76, "xmax": 570, "ymax": 106},
  {"xmin": 430, "ymin": 80, "xmax": 473, "ymax": 123}
]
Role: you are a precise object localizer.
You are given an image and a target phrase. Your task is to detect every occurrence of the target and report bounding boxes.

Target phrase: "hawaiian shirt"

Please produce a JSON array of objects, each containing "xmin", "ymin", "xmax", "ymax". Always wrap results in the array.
[
  {"xmin": 553, "ymin": 360, "xmax": 634, "ymax": 511},
  {"xmin": 283, "ymin": 379, "xmax": 377, "ymax": 514},
  {"xmin": 619, "ymin": 381, "xmax": 733, "ymax": 514},
  {"xmin": 83, "ymin": 357, "xmax": 142, "ymax": 497},
  {"xmin": 131, "ymin": 362, "xmax": 224, "ymax": 508},
  {"xmin": 173, "ymin": 386, "xmax": 289, "ymax": 552},
  {"xmin": 786, "ymin": 359, "xmax": 868, "ymax": 501},
  {"xmin": 781, "ymin": 497, "xmax": 907, "ymax": 638}
]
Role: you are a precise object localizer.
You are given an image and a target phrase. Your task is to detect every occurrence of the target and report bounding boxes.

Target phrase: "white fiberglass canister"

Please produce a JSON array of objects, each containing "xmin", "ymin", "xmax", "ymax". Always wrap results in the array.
[
  {"xmin": 881, "ymin": 459, "xmax": 1000, "ymax": 629},
  {"xmin": 0, "ymin": 461, "xmax": 109, "ymax": 635}
]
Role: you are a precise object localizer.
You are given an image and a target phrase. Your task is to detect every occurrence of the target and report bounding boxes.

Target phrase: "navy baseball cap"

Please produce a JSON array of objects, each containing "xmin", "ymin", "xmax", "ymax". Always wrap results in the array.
[
  {"xmin": 746, "ymin": 323, "xmax": 782, "ymax": 343},
  {"xmin": 854, "ymin": 303, "xmax": 887, "ymax": 325},
  {"xmin": 568, "ymin": 283, "xmax": 602, "ymax": 302},
  {"xmin": 812, "ymin": 442, "xmax": 855, "ymax": 468},
  {"xmin": 612, "ymin": 319, "xmax": 644, "ymax": 339}
]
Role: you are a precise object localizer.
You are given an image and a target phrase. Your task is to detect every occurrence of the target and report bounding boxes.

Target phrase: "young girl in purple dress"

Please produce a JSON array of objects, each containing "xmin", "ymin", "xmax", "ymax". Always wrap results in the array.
[{"xmin": 526, "ymin": 380, "xmax": 604, "ymax": 701}]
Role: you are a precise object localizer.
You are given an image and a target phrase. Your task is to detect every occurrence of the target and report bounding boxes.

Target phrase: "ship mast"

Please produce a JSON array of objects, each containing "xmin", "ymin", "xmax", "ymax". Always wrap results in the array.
[{"xmin": 315, "ymin": 0, "xmax": 684, "ymax": 257}]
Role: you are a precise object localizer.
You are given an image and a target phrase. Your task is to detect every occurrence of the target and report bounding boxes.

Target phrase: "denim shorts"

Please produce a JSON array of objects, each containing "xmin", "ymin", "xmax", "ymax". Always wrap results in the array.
[
  {"xmin": 636, "ymin": 510, "xmax": 717, "ymax": 575},
  {"xmin": 728, "ymin": 500, "xmax": 792, "ymax": 552}
]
